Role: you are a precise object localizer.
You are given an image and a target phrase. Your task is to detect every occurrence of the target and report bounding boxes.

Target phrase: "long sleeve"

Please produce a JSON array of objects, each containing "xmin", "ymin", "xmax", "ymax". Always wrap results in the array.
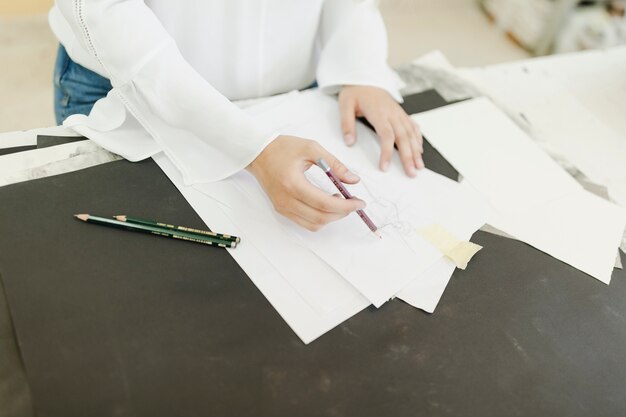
[
  {"xmin": 51, "ymin": 0, "xmax": 278, "ymax": 184},
  {"xmin": 317, "ymin": 0, "xmax": 405, "ymax": 102}
]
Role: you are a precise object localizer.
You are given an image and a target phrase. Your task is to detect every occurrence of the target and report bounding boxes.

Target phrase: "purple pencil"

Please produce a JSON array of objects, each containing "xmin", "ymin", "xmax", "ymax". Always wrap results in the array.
[{"xmin": 316, "ymin": 158, "xmax": 381, "ymax": 238}]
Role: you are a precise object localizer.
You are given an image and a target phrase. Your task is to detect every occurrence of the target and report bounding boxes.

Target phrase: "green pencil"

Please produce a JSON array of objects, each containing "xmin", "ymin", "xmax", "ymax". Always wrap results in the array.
[
  {"xmin": 114, "ymin": 214, "xmax": 241, "ymax": 243},
  {"xmin": 75, "ymin": 214, "xmax": 237, "ymax": 248}
]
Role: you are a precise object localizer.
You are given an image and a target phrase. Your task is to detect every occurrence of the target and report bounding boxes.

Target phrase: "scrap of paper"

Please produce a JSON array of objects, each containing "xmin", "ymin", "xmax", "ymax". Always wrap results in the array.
[{"xmin": 417, "ymin": 224, "xmax": 482, "ymax": 269}]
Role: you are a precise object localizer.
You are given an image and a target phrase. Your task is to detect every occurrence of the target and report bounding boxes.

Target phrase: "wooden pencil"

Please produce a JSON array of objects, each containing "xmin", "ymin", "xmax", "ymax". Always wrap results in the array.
[
  {"xmin": 316, "ymin": 158, "xmax": 380, "ymax": 238},
  {"xmin": 114, "ymin": 215, "xmax": 241, "ymax": 243},
  {"xmin": 74, "ymin": 214, "xmax": 237, "ymax": 248}
]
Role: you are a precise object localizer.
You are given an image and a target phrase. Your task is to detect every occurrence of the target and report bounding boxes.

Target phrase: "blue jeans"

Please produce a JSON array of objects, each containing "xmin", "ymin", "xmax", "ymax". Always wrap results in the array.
[{"xmin": 53, "ymin": 45, "xmax": 112, "ymax": 124}]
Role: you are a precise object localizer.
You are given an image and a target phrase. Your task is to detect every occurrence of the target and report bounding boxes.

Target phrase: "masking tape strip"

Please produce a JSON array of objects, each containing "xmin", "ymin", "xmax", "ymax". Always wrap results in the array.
[{"xmin": 417, "ymin": 224, "xmax": 482, "ymax": 270}]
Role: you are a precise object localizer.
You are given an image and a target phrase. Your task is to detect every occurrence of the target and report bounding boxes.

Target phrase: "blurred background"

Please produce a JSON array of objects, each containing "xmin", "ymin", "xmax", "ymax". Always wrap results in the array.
[{"xmin": 1, "ymin": 0, "xmax": 624, "ymax": 133}]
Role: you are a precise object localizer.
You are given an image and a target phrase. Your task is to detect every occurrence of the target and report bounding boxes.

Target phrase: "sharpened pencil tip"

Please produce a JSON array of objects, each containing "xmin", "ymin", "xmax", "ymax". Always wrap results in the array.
[
  {"xmin": 374, "ymin": 230, "xmax": 381, "ymax": 239},
  {"xmin": 74, "ymin": 214, "xmax": 89, "ymax": 221}
]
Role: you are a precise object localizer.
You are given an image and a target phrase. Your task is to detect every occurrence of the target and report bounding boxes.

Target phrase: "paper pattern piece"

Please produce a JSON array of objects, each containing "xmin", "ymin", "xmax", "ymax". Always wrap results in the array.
[
  {"xmin": 395, "ymin": 259, "xmax": 457, "ymax": 313},
  {"xmin": 481, "ymin": 223, "xmax": 623, "ymax": 270},
  {"xmin": 412, "ymin": 97, "xmax": 626, "ymax": 284},
  {"xmin": 486, "ymin": 188, "xmax": 626, "ymax": 283},
  {"xmin": 417, "ymin": 224, "xmax": 482, "ymax": 269}
]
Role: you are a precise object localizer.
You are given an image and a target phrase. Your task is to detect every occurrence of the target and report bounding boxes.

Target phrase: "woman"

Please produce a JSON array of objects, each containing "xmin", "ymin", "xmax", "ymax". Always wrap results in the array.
[{"xmin": 50, "ymin": 0, "xmax": 424, "ymax": 231}]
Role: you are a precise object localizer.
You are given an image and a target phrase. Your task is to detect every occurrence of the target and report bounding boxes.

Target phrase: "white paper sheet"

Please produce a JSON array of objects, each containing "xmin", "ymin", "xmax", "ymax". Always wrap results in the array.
[
  {"xmin": 488, "ymin": 190, "xmax": 626, "ymax": 281},
  {"xmin": 396, "ymin": 258, "xmax": 457, "ymax": 313},
  {"xmin": 199, "ymin": 170, "xmax": 485, "ymax": 311},
  {"xmin": 412, "ymin": 97, "xmax": 626, "ymax": 284},
  {"xmin": 195, "ymin": 178, "xmax": 369, "ymax": 315},
  {"xmin": 214, "ymin": 167, "xmax": 444, "ymax": 308},
  {"xmin": 155, "ymin": 154, "xmax": 370, "ymax": 344},
  {"xmin": 195, "ymin": 91, "xmax": 486, "ymax": 307}
]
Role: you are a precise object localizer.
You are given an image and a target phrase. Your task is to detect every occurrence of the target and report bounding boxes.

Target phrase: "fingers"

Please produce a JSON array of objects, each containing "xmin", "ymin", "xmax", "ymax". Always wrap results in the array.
[
  {"xmin": 289, "ymin": 214, "xmax": 323, "ymax": 232},
  {"xmin": 368, "ymin": 116, "xmax": 395, "ymax": 172},
  {"xmin": 411, "ymin": 119, "xmax": 425, "ymax": 169},
  {"xmin": 276, "ymin": 140, "xmax": 366, "ymax": 231},
  {"xmin": 368, "ymin": 111, "xmax": 425, "ymax": 175},
  {"xmin": 308, "ymin": 141, "xmax": 360, "ymax": 184},
  {"xmin": 285, "ymin": 177, "xmax": 365, "ymax": 232},
  {"xmin": 392, "ymin": 116, "xmax": 417, "ymax": 177},
  {"xmin": 295, "ymin": 177, "xmax": 365, "ymax": 215},
  {"xmin": 410, "ymin": 137, "xmax": 425, "ymax": 170},
  {"xmin": 339, "ymin": 86, "xmax": 427, "ymax": 176},
  {"xmin": 251, "ymin": 135, "xmax": 369, "ymax": 233},
  {"xmin": 271, "ymin": 184, "xmax": 361, "ymax": 232},
  {"xmin": 339, "ymin": 95, "xmax": 357, "ymax": 146},
  {"xmin": 287, "ymin": 199, "xmax": 352, "ymax": 231}
]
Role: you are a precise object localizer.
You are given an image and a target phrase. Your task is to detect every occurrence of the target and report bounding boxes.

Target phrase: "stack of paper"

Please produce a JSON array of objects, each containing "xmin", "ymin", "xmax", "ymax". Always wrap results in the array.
[{"xmin": 155, "ymin": 90, "xmax": 487, "ymax": 343}]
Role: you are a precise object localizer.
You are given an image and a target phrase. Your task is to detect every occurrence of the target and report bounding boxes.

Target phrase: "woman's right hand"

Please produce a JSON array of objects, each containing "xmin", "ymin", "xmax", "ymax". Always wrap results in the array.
[{"xmin": 247, "ymin": 135, "xmax": 366, "ymax": 231}]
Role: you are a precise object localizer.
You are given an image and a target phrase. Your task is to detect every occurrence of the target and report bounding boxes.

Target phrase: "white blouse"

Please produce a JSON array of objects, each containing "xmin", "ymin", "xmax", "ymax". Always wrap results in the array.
[{"xmin": 49, "ymin": 0, "xmax": 403, "ymax": 184}]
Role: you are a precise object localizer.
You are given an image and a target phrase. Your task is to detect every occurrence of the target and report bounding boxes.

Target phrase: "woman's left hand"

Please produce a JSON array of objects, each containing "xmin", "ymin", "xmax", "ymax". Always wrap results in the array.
[{"xmin": 338, "ymin": 85, "xmax": 424, "ymax": 177}]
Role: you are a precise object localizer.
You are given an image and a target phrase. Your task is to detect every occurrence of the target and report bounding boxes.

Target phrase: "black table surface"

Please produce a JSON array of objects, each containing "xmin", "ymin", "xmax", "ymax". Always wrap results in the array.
[{"xmin": 1, "ymin": 91, "xmax": 625, "ymax": 417}]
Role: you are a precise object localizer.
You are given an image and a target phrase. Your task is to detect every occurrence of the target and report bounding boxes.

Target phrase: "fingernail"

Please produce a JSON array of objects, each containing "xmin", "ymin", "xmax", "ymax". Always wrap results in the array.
[
  {"xmin": 344, "ymin": 133, "xmax": 355, "ymax": 146},
  {"xmin": 416, "ymin": 157, "xmax": 425, "ymax": 169},
  {"xmin": 356, "ymin": 199, "xmax": 366, "ymax": 209},
  {"xmin": 381, "ymin": 161, "xmax": 390, "ymax": 172},
  {"xmin": 408, "ymin": 166, "xmax": 417, "ymax": 177},
  {"xmin": 345, "ymin": 171, "xmax": 360, "ymax": 182}
]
